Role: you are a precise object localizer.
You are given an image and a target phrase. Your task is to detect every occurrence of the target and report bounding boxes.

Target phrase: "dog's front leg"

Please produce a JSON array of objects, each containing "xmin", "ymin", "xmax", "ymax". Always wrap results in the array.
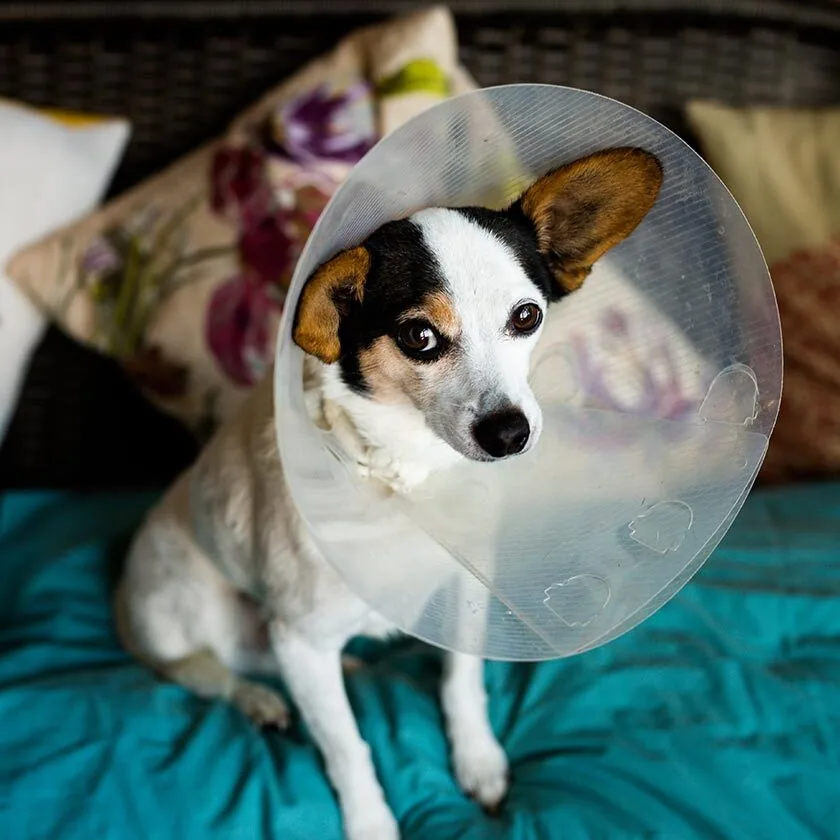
[
  {"xmin": 271, "ymin": 629, "xmax": 399, "ymax": 840},
  {"xmin": 441, "ymin": 652, "xmax": 509, "ymax": 810}
]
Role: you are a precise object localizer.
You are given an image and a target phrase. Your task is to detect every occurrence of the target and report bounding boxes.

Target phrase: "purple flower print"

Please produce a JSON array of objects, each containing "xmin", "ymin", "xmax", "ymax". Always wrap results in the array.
[
  {"xmin": 273, "ymin": 83, "xmax": 376, "ymax": 164},
  {"xmin": 82, "ymin": 236, "xmax": 121, "ymax": 275},
  {"xmin": 573, "ymin": 307, "xmax": 696, "ymax": 421},
  {"xmin": 81, "ymin": 235, "xmax": 128, "ymax": 304}
]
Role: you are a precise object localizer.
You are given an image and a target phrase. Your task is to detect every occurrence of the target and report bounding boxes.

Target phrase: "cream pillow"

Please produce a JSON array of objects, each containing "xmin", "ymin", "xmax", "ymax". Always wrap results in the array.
[
  {"xmin": 686, "ymin": 102, "xmax": 840, "ymax": 482},
  {"xmin": 0, "ymin": 100, "xmax": 130, "ymax": 443}
]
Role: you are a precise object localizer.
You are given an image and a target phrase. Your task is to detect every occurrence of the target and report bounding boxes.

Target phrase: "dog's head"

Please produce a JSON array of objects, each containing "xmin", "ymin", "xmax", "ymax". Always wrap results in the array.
[{"xmin": 294, "ymin": 147, "xmax": 663, "ymax": 462}]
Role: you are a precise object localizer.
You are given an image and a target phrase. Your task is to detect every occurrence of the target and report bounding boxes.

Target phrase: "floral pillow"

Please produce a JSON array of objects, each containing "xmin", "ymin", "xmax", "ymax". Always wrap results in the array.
[
  {"xmin": 8, "ymin": 5, "xmax": 712, "ymax": 461},
  {"xmin": 7, "ymin": 6, "xmax": 468, "ymax": 437}
]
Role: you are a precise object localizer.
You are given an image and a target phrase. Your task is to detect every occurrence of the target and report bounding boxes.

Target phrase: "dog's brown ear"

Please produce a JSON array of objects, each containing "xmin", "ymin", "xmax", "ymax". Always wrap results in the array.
[
  {"xmin": 518, "ymin": 147, "xmax": 663, "ymax": 296},
  {"xmin": 293, "ymin": 246, "xmax": 370, "ymax": 364}
]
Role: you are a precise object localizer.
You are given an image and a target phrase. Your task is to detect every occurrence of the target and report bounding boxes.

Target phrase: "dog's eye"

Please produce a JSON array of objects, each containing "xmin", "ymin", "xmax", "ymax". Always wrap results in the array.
[
  {"xmin": 510, "ymin": 303, "xmax": 543, "ymax": 335},
  {"xmin": 396, "ymin": 320, "xmax": 441, "ymax": 358}
]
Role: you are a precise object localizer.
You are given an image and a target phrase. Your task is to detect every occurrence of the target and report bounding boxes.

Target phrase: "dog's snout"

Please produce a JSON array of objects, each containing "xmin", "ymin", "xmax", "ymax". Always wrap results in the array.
[{"xmin": 472, "ymin": 409, "xmax": 530, "ymax": 458}]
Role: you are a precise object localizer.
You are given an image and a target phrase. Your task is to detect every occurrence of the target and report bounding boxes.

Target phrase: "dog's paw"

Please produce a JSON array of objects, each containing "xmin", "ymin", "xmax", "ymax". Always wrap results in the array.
[
  {"xmin": 343, "ymin": 801, "xmax": 400, "ymax": 840},
  {"xmin": 231, "ymin": 680, "xmax": 290, "ymax": 729},
  {"xmin": 453, "ymin": 738, "xmax": 510, "ymax": 811},
  {"xmin": 354, "ymin": 458, "xmax": 373, "ymax": 482},
  {"xmin": 365, "ymin": 449, "xmax": 429, "ymax": 495}
]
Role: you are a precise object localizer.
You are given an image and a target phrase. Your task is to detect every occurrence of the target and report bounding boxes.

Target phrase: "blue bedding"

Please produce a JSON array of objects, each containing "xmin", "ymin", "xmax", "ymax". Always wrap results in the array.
[{"xmin": 1, "ymin": 487, "xmax": 839, "ymax": 839}]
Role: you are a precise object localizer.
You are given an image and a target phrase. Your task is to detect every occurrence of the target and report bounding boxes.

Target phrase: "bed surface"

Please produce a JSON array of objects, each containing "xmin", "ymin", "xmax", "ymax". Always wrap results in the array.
[{"xmin": 1, "ymin": 485, "xmax": 839, "ymax": 839}]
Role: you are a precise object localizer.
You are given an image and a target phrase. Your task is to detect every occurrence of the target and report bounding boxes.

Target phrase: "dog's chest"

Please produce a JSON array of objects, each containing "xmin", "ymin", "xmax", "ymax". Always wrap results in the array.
[
  {"xmin": 285, "ymin": 581, "xmax": 397, "ymax": 647},
  {"xmin": 265, "ymin": 525, "xmax": 398, "ymax": 647}
]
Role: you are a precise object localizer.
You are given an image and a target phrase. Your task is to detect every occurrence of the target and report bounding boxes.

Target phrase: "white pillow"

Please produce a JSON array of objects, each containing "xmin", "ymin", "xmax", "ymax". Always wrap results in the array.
[{"xmin": 0, "ymin": 100, "xmax": 130, "ymax": 445}]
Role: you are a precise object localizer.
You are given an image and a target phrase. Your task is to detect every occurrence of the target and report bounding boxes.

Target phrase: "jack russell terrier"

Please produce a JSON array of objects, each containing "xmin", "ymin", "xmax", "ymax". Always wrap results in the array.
[{"xmin": 116, "ymin": 147, "xmax": 663, "ymax": 840}]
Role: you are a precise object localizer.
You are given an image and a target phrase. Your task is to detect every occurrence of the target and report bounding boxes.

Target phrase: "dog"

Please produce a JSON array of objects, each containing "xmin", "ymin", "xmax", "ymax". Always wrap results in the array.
[{"xmin": 115, "ymin": 147, "xmax": 663, "ymax": 840}]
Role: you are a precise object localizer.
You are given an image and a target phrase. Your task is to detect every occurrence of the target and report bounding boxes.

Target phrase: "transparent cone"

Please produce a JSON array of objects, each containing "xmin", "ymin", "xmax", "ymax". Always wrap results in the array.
[{"xmin": 274, "ymin": 85, "xmax": 782, "ymax": 660}]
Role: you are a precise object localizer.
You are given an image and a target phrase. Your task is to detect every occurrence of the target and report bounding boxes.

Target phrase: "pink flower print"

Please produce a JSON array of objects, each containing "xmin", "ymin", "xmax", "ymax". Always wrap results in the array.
[
  {"xmin": 601, "ymin": 306, "xmax": 630, "ymax": 337},
  {"xmin": 210, "ymin": 146, "xmax": 269, "ymax": 219},
  {"xmin": 238, "ymin": 213, "xmax": 296, "ymax": 289},
  {"xmin": 206, "ymin": 275, "xmax": 276, "ymax": 387},
  {"xmin": 237, "ymin": 182, "xmax": 332, "ymax": 295}
]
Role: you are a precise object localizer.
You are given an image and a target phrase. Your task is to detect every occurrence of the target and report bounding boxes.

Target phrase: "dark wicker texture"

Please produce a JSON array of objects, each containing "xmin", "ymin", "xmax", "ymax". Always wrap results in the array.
[
  {"xmin": 1, "ymin": 0, "xmax": 839, "ymax": 489},
  {"xmin": 1, "ymin": 1, "xmax": 838, "ymax": 195}
]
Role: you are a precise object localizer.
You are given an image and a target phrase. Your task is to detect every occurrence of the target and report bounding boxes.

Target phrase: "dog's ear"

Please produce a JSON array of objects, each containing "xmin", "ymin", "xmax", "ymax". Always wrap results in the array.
[
  {"xmin": 517, "ymin": 147, "xmax": 663, "ymax": 297},
  {"xmin": 293, "ymin": 246, "xmax": 370, "ymax": 364}
]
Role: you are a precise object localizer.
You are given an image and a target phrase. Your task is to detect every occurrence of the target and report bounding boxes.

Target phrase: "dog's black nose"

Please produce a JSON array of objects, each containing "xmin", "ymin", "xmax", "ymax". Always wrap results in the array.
[{"xmin": 473, "ymin": 409, "xmax": 530, "ymax": 458}]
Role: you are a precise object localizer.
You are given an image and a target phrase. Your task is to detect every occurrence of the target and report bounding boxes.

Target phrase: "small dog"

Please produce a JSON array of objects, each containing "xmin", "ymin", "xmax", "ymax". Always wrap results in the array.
[{"xmin": 116, "ymin": 148, "xmax": 662, "ymax": 840}]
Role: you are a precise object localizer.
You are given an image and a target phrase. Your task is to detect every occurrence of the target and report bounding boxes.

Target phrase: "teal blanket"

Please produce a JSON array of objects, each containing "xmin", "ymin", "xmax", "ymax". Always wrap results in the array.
[{"xmin": 1, "ymin": 487, "xmax": 839, "ymax": 839}]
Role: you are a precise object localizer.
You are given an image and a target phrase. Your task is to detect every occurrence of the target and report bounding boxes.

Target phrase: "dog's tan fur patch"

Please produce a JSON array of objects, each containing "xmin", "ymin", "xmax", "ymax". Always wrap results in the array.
[
  {"xmin": 401, "ymin": 290, "xmax": 461, "ymax": 338},
  {"xmin": 421, "ymin": 290, "xmax": 460, "ymax": 338},
  {"xmin": 293, "ymin": 247, "xmax": 370, "ymax": 364},
  {"xmin": 357, "ymin": 291, "xmax": 460, "ymax": 402},
  {"xmin": 520, "ymin": 147, "xmax": 663, "ymax": 293},
  {"xmin": 358, "ymin": 331, "xmax": 460, "ymax": 405},
  {"xmin": 358, "ymin": 337, "xmax": 421, "ymax": 404}
]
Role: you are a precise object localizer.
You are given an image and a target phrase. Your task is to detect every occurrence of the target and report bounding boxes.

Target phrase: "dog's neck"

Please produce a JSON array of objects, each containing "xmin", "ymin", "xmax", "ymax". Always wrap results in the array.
[{"xmin": 306, "ymin": 358, "xmax": 462, "ymax": 493}]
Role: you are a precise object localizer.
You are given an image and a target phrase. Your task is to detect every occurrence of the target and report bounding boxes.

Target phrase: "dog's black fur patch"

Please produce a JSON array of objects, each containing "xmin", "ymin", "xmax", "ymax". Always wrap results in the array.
[
  {"xmin": 336, "ymin": 208, "xmax": 554, "ymax": 395},
  {"xmin": 337, "ymin": 219, "xmax": 446, "ymax": 394}
]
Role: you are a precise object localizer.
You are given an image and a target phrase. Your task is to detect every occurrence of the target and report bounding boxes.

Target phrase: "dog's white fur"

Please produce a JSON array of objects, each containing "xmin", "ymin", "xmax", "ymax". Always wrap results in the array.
[
  {"xmin": 116, "ymin": 209, "xmax": 547, "ymax": 840},
  {"xmin": 408, "ymin": 209, "xmax": 546, "ymax": 462}
]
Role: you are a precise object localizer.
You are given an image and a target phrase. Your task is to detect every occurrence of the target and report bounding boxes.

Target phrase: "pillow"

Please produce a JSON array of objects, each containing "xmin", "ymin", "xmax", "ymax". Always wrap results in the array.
[
  {"xmin": 686, "ymin": 102, "xmax": 840, "ymax": 483},
  {"xmin": 7, "ymin": 8, "xmax": 712, "ymax": 457},
  {"xmin": 6, "ymin": 7, "xmax": 470, "ymax": 437},
  {"xmin": 0, "ymin": 101, "xmax": 130, "ymax": 443}
]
